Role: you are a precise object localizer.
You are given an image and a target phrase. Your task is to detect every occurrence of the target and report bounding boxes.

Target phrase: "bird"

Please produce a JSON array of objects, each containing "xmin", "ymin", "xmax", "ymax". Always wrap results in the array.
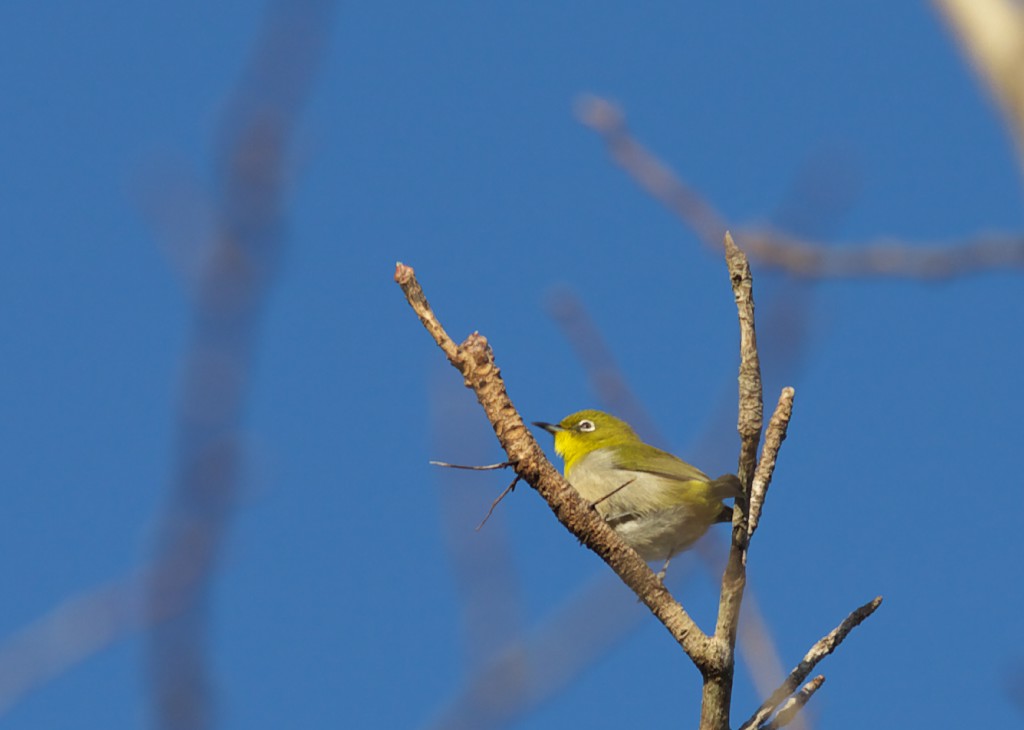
[{"xmin": 534, "ymin": 409, "xmax": 741, "ymax": 575}]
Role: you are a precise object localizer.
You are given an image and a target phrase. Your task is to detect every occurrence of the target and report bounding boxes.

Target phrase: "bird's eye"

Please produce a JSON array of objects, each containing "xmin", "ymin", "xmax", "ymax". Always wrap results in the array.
[{"xmin": 577, "ymin": 419, "xmax": 596, "ymax": 432}]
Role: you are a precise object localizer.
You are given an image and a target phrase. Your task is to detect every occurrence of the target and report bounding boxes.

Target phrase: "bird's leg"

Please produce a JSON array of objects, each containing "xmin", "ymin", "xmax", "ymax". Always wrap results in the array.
[{"xmin": 655, "ymin": 556, "xmax": 672, "ymax": 582}]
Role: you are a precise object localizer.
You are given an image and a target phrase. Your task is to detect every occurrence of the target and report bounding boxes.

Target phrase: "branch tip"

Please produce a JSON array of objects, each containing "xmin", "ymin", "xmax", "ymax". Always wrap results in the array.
[
  {"xmin": 573, "ymin": 93, "xmax": 625, "ymax": 132},
  {"xmin": 394, "ymin": 261, "xmax": 414, "ymax": 284},
  {"xmin": 747, "ymin": 387, "xmax": 796, "ymax": 540},
  {"xmin": 724, "ymin": 229, "xmax": 737, "ymax": 252},
  {"xmin": 741, "ymin": 595, "xmax": 882, "ymax": 730},
  {"xmin": 763, "ymin": 675, "xmax": 826, "ymax": 730}
]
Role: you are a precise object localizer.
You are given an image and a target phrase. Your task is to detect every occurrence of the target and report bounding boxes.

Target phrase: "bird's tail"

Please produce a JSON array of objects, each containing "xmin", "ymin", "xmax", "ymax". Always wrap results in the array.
[
  {"xmin": 710, "ymin": 473, "xmax": 743, "ymax": 499},
  {"xmin": 710, "ymin": 474, "xmax": 742, "ymax": 523}
]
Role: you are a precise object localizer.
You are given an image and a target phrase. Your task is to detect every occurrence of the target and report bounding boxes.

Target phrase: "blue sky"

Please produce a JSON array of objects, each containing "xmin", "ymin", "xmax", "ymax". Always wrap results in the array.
[{"xmin": 2, "ymin": 2, "xmax": 1022, "ymax": 728}]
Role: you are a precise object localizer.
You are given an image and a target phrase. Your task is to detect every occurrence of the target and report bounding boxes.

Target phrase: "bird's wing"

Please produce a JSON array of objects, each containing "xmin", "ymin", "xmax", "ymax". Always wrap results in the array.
[
  {"xmin": 609, "ymin": 445, "xmax": 742, "ymax": 500},
  {"xmin": 607, "ymin": 442, "xmax": 711, "ymax": 484}
]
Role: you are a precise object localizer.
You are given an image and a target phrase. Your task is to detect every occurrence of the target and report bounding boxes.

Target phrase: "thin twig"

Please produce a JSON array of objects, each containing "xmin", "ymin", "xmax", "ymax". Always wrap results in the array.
[
  {"xmin": 747, "ymin": 388, "xmax": 796, "ymax": 541},
  {"xmin": 476, "ymin": 476, "xmax": 521, "ymax": 531},
  {"xmin": 395, "ymin": 262, "xmax": 716, "ymax": 667},
  {"xmin": 431, "ymin": 460, "xmax": 513, "ymax": 470},
  {"xmin": 740, "ymin": 597, "xmax": 883, "ymax": 730},
  {"xmin": 761, "ymin": 676, "xmax": 826, "ymax": 730}
]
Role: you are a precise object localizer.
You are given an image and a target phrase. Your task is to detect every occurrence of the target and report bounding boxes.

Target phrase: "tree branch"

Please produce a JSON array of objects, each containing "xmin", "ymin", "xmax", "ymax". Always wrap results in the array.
[
  {"xmin": 577, "ymin": 94, "xmax": 1024, "ymax": 278},
  {"xmin": 740, "ymin": 596, "xmax": 883, "ymax": 730},
  {"xmin": 395, "ymin": 262, "xmax": 716, "ymax": 667},
  {"xmin": 737, "ymin": 228, "xmax": 1024, "ymax": 278},
  {"xmin": 725, "ymin": 231, "xmax": 764, "ymax": 496},
  {"xmin": 748, "ymin": 387, "xmax": 796, "ymax": 542},
  {"xmin": 701, "ymin": 232, "xmax": 767, "ymax": 730},
  {"xmin": 760, "ymin": 676, "xmax": 826, "ymax": 730},
  {"xmin": 550, "ymin": 286, "xmax": 801, "ymax": 725},
  {"xmin": 144, "ymin": 4, "xmax": 337, "ymax": 728}
]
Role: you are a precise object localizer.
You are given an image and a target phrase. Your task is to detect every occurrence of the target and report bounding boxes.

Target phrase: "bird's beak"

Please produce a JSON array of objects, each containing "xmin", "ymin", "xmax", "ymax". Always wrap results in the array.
[{"xmin": 532, "ymin": 421, "xmax": 562, "ymax": 435}]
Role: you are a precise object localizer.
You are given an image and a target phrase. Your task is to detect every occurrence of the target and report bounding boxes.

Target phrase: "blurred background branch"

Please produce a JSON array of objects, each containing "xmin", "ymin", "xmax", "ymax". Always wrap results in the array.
[
  {"xmin": 145, "ymin": 2, "xmax": 336, "ymax": 727},
  {"xmin": 577, "ymin": 94, "xmax": 1024, "ymax": 278},
  {"xmin": 0, "ymin": 1, "xmax": 336, "ymax": 725}
]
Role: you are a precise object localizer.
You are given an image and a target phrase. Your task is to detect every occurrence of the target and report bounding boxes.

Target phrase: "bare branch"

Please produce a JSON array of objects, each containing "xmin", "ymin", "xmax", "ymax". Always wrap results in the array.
[
  {"xmin": 734, "ymin": 591, "xmax": 804, "ymax": 730},
  {"xmin": 397, "ymin": 261, "xmax": 462, "ymax": 364},
  {"xmin": 740, "ymin": 597, "xmax": 883, "ymax": 730},
  {"xmin": 476, "ymin": 475, "xmax": 522, "ymax": 531},
  {"xmin": 0, "ymin": 578, "xmax": 137, "ymax": 715},
  {"xmin": 577, "ymin": 94, "xmax": 1024, "ymax": 278},
  {"xmin": 701, "ymin": 232, "xmax": 767, "ymax": 730},
  {"xmin": 748, "ymin": 388, "xmax": 796, "ymax": 541},
  {"xmin": 145, "ymin": 3, "xmax": 336, "ymax": 728},
  {"xmin": 0, "ymin": 535, "xmax": 242, "ymax": 718},
  {"xmin": 725, "ymin": 231, "xmax": 764, "ymax": 494},
  {"xmin": 0, "ymin": 4, "xmax": 335, "ymax": 724},
  {"xmin": 425, "ymin": 574, "xmax": 644, "ymax": 730},
  {"xmin": 736, "ymin": 227, "xmax": 1024, "ymax": 279},
  {"xmin": 396, "ymin": 262, "xmax": 716, "ymax": 667},
  {"xmin": 713, "ymin": 232, "xmax": 764, "ymax": 638},
  {"xmin": 761, "ymin": 676, "xmax": 826, "ymax": 730},
  {"xmin": 575, "ymin": 94, "xmax": 727, "ymax": 248},
  {"xmin": 430, "ymin": 461, "xmax": 513, "ymax": 470}
]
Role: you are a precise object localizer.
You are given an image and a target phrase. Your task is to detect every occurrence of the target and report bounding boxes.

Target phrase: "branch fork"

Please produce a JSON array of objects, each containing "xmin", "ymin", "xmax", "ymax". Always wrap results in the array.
[{"xmin": 396, "ymin": 233, "xmax": 879, "ymax": 729}]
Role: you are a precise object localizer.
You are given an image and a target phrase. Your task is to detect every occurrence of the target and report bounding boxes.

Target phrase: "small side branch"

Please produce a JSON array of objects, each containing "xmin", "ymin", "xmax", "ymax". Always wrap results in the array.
[
  {"xmin": 760, "ymin": 676, "xmax": 826, "ymax": 730},
  {"xmin": 476, "ymin": 475, "xmax": 521, "ymax": 531},
  {"xmin": 430, "ymin": 460, "xmax": 512, "ymax": 470},
  {"xmin": 740, "ymin": 596, "xmax": 883, "ymax": 730},
  {"xmin": 748, "ymin": 388, "xmax": 796, "ymax": 541},
  {"xmin": 395, "ymin": 263, "xmax": 716, "ymax": 667}
]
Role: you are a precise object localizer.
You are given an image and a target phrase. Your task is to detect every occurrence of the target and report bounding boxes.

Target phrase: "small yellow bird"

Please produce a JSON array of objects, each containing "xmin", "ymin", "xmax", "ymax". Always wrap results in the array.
[{"xmin": 534, "ymin": 410, "xmax": 741, "ymax": 570}]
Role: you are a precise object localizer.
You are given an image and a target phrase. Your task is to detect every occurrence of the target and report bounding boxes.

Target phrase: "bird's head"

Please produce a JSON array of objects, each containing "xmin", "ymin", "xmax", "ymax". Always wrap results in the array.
[{"xmin": 533, "ymin": 409, "xmax": 640, "ymax": 468}]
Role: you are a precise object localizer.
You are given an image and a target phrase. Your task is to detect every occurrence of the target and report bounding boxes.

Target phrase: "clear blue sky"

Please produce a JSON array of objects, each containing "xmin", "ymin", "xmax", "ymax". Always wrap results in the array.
[{"xmin": 2, "ymin": 2, "xmax": 1022, "ymax": 728}]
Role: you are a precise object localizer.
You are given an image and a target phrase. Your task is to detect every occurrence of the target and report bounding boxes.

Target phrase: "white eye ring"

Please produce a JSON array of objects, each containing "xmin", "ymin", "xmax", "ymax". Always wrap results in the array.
[{"xmin": 577, "ymin": 419, "xmax": 596, "ymax": 432}]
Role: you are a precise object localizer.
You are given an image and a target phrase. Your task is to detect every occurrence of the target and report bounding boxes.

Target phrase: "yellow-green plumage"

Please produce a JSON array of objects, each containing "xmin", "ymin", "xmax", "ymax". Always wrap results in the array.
[{"xmin": 535, "ymin": 409, "xmax": 741, "ymax": 563}]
